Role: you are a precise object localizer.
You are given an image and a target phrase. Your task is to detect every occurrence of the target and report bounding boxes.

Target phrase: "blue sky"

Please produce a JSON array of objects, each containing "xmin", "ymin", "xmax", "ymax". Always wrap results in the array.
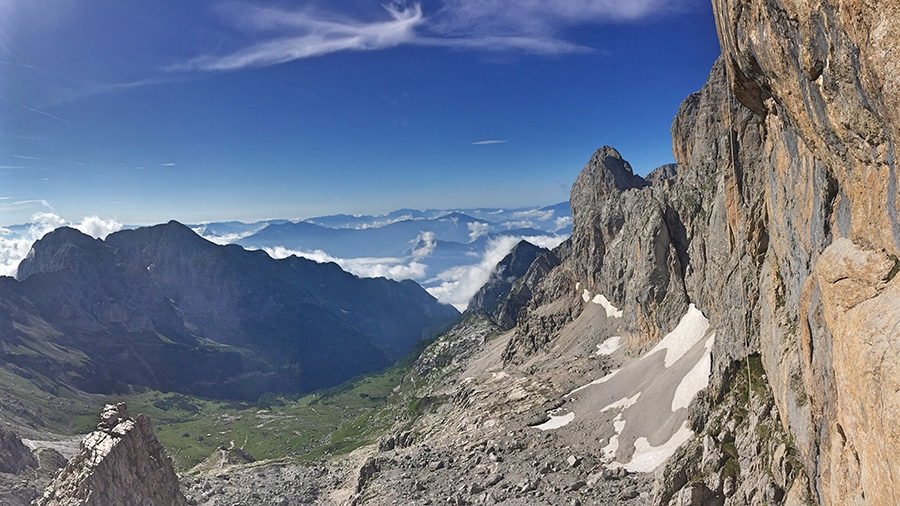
[{"xmin": 0, "ymin": 0, "xmax": 720, "ymax": 227}]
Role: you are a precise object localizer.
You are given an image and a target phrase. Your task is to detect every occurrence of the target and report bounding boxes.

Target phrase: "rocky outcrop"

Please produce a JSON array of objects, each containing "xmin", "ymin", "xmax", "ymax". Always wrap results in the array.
[
  {"xmin": 34, "ymin": 403, "xmax": 188, "ymax": 506},
  {"xmin": 0, "ymin": 427, "xmax": 37, "ymax": 474},
  {"xmin": 189, "ymin": 442, "xmax": 256, "ymax": 474},
  {"xmin": 0, "ymin": 427, "xmax": 44, "ymax": 506},
  {"xmin": 467, "ymin": 240, "xmax": 550, "ymax": 329}
]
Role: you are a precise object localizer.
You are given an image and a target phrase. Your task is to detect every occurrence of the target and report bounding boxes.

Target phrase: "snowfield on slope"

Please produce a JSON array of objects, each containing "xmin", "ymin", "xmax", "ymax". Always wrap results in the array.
[{"xmin": 535, "ymin": 303, "xmax": 715, "ymax": 473}]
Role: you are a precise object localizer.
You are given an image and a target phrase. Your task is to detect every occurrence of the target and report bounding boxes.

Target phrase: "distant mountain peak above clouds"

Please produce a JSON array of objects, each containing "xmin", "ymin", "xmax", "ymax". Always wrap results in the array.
[{"xmin": 228, "ymin": 203, "xmax": 572, "ymax": 310}]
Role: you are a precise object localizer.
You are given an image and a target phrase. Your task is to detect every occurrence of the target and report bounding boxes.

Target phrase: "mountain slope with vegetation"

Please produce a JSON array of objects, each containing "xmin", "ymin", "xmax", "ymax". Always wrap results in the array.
[{"xmin": 1, "ymin": 221, "xmax": 458, "ymax": 403}]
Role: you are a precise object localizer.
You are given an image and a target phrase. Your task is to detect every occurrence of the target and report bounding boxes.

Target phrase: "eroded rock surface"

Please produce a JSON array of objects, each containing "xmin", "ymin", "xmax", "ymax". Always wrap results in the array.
[
  {"xmin": 33, "ymin": 403, "xmax": 188, "ymax": 506},
  {"xmin": 711, "ymin": 0, "xmax": 900, "ymax": 503}
]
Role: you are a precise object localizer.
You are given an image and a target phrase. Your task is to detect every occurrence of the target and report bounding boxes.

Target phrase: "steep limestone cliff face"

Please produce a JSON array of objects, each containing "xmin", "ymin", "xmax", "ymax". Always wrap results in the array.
[
  {"xmin": 712, "ymin": 1, "xmax": 900, "ymax": 504},
  {"xmin": 34, "ymin": 403, "xmax": 188, "ymax": 506}
]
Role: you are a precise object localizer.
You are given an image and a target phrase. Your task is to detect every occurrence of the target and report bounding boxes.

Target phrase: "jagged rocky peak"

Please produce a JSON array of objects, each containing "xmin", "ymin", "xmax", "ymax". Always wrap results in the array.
[
  {"xmin": 569, "ymin": 146, "xmax": 647, "ymax": 223},
  {"xmin": 0, "ymin": 427, "xmax": 66, "ymax": 506},
  {"xmin": 467, "ymin": 239, "xmax": 550, "ymax": 329},
  {"xmin": 34, "ymin": 402, "xmax": 188, "ymax": 506},
  {"xmin": 511, "ymin": 144, "xmax": 688, "ymax": 359},
  {"xmin": 645, "ymin": 163, "xmax": 678, "ymax": 185},
  {"xmin": 107, "ymin": 220, "xmax": 212, "ymax": 254}
]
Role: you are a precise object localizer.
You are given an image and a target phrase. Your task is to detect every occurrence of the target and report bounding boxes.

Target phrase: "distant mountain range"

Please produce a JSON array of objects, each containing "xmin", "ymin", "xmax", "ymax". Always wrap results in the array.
[
  {"xmin": 194, "ymin": 203, "xmax": 571, "ymax": 237},
  {"xmin": 191, "ymin": 203, "xmax": 572, "ymax": 310},
  {"xmin": 1, "ymin": 222, "xmax": 459, "ymax": 400},
  {"xmin": 0, "ymin": 203, "xmax": 571, "ymax": 311}
]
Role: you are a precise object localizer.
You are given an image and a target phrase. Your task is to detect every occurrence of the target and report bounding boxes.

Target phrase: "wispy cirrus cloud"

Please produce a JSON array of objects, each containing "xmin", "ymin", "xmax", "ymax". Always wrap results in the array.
[
  {"xmin": 0, "ymin": 95, "xmax": 68, "ymax": 123},
  {"xmin": 429, "ymin": 0, "xmax": 688, "ymax": 37},
  {"xmin": 170, "ymin": 0, "xmax": 689, "ymax": 73},
  {"xmin": 415, "ymin": 34, "xmax": 591, "ymax": 55},
  {"xmin": 471, "ymin": 139, "xmax": 507, "ymax": 145},
  {"xmin": 171, "ymin": 3, "xmax": 425, "ymax": 72}
]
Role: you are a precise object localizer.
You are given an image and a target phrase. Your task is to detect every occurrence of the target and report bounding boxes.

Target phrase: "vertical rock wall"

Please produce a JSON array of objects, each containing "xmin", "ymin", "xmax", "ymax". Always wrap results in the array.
[{"xmin": 712, "ymin": 0, "xmax": 900, "ymax": 504}]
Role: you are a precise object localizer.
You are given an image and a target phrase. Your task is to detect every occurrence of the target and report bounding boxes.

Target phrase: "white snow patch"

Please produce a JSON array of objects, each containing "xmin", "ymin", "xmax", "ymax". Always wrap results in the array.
[
  {"xmin": 644, "ymin": 303, "xmax": 710, "ymax": 367},
  {"xmin": 575, "ymin": 282, "xmax": 581, "ymax": 290},
  {"xmin": 581, "ymin": 288, "xmax": 591, "ymax": 302},
  {"xmin": 566, "ymin": 369, "xmax": 620, "ymax": 397},
  {"xmin": 601, "ymin": 392, "xmax": 641, "ymax": 412},
  {"xmin": 591, "ymin": 294, "xmax": 623, "ymax": 318},
  {"xmin": 621, "ymin": 421, "xmax": 695, "ymax": 473},
  {"xmin": 594, "ymin": 336, "xmax": 624, "ymax": 356},
  {"xmin": 534, "ymin": 412, "xmax": 575, "ymax": 431},
  {"xmin": 671, "ymin": 333, "xmax": 716, "ymax": 411},
  {"xmin": 602, "ymin": 413, "xmax": 626, "ymax": 460}
]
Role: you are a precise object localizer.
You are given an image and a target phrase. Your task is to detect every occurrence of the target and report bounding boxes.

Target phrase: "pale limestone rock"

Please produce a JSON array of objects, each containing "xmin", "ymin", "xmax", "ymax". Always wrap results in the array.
[
  {"xmin": 33, "ymin": 403, "xmax": 187, "ymax": 506},
  {"xmin": 810, "ymin": 239, "xmax": 900, "ymax": 506}
]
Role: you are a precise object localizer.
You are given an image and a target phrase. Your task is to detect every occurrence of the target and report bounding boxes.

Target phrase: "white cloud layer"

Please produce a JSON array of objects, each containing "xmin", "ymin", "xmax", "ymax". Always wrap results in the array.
[
  {"xmin": 259, "ymin": 230, "xmax": 566, "ymax": 310},
  {"xmin": 75, "ymin": 215, "xmax": 122, "ymax": 240},
  {"xmin": 467, "ymin": 221, "xmax": 489, "ymax": 242},
  {"xmin": 410, "ymin": 231, "xmax": 437, "ymax": 260},
  {"xmin": 511, "ymin": 208, "xmax": 554, "ymax": 221},
  {"xmin": 263, "ymin": 246, "xmax": 427, "ymax": 281},
  {"xmin": 554, "ymin": 216, "xmax": 573, "ymax": 231},
  {"xmin": 192, "ymin": 224, "xmax": 268, "ymax": 245},
  {"xmin": 426, "ymin": 234, "xmax": 566, "ymax": 311}
]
